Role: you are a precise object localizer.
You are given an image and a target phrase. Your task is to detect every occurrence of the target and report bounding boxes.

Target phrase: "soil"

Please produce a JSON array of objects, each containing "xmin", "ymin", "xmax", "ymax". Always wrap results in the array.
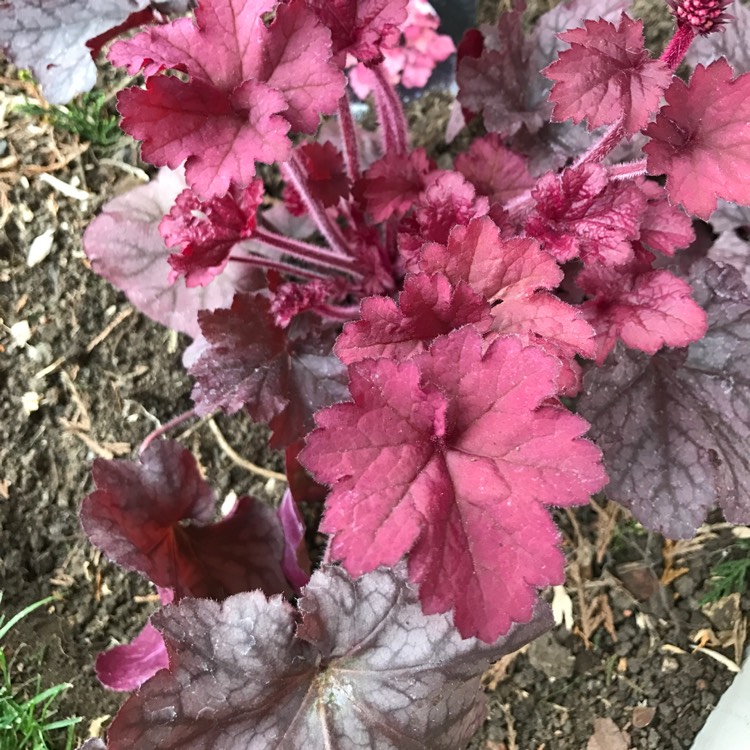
[{"xmin": 0, "ymin": 10, "xmax": 749, "ymax": 750}]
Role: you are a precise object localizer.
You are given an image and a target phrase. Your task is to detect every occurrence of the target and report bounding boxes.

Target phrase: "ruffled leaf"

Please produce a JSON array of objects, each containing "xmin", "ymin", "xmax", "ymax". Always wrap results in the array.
[
  {"xmin": 544, "ymin": 15, "xmax": 671, "ymax": 134},
  {"xmin": 110, "ymin": 0, "xmax": 344, "ymax": 197}
]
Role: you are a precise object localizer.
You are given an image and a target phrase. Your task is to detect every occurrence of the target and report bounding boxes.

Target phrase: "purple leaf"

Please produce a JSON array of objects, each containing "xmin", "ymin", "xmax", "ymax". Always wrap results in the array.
[
  {"xmin": 578, "ymin": 260, "xmax": 750, "ymax": 538},
  {"xmin": 82, "ymin": 168, "xmax": 262, "ymax": 337},
  {"xmin": 105, "ymin": 566, "xmax": 552, "ymax": 749},
  {"xmin": 190, "ymin": 293, "xmax": 348, "ymax": 448},
  {"xmin": 95, "ymin": 622, "xmax": 168, "ymax": 692},
  {"xmin": 0, "ymin": 0, "xmax": 150, "ymax": 103}
]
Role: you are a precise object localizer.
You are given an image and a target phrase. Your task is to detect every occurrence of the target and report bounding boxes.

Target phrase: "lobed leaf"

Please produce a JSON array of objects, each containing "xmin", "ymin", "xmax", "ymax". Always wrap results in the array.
[
  {"xmin": 190, "ymin": 293, "xmax": 348, "ymax": 447},
  {"xmin": 302, "ymin": 328, "xmax": 606, "ymax": 640},
  {"xmin": 643, "ymin": 59, "xmax": 750, "ymax": 219},
  {"xmin": 104, "ymin": 565, "xmax": 553, "ymax": 749},
  {"xmin": 110, "ymin": 0, "xmax": 344, "ymax": 197},
  {"xmin": 82, "ymin": 167, "xmax": 261, "ymax": 338},
  {"xmin": 544, "ymin": 15, "xmax": 671, "ymax": 134},
  {"xmin": 578, "ymin": 261, "xmax": 750, "ymax": 537}
]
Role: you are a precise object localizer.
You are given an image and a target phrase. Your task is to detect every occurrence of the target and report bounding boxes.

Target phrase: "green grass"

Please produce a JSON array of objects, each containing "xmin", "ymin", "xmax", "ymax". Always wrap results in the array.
[
  {"xmin": 15, "ymin": 89, "xmax": 122, "ymax": 149},
  {"xmin": 700, "ymin": 539, "xmax": 750, "ymax": 605},
  {"xmin": 0, "ymin": 596, "xmax": 81, "ymax": 750}
]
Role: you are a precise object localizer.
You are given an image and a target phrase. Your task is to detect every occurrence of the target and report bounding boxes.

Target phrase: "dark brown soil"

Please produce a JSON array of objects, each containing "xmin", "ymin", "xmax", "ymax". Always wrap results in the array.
[{"xmin": 1, "ymin": 36, "xmax": 748, "ymax": 750}]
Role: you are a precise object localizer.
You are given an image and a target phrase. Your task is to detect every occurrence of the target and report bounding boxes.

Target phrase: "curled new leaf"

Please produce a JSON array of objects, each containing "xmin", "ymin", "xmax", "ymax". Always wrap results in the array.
[
  {"xmin": 81, "ymin": 440, "xmax": 292, "ymax": 599},
  {"xmin": 104, "ymin": 566, "xmax": 553, "ymax": 749},
  {"xmin": 302, "ymin": 327, "xmax": 606, "ymax": 641}
]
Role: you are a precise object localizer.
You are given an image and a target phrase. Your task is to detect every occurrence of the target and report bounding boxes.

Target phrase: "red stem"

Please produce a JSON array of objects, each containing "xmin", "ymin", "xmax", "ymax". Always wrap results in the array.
[
  {"xmin": 313, "ymin": 303, "xmax": 361, "ymax": 322},
  {"xmin": 574, "ymin": 118, "xmax": 625, "ymax": 167},
  {"xmin": 607, "ymin": 159, "xmax": 648, "ymax": 181},
  {"xmin": 661, "ymin": 24, "xmax": 695, "ymax": 71},
  {"xmin": 337, "ymin": 95, "xmax": 361, "ymax": 181},
  {"xmin": 372, "ymin": 64, "xmax": 408, "ymax": 154},
  {"xmin": 254, "ymin": 226, "xmax": 361, "ymax": 277},
  {"xmin": 281, "ymin": 156, "xmax": 351, "ymax": 258},
  {"xmin": 139, "ymin": 409, "xmax": 197, "ymax": 455},
  {"xmin": 229, "ymin": 253, "xmax": 329, "ymax": 281}
]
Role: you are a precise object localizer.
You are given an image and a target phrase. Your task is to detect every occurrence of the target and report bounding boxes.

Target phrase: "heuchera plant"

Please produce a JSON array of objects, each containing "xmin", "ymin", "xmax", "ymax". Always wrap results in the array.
[{"xmin": 6, "ymin": 0, "xmax": 750, "ymax": 745}]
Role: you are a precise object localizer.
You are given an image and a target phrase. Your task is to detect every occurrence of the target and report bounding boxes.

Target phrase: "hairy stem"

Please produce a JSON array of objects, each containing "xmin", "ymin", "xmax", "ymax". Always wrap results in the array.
[
  {"xmin": 661, "ymin": 24, "xmax": 695, "ymax": 71},
  {"xmin": 574, "ymin": 118, "xmax": 625, "ymax": 167},
  {"xmin": 229, "ymin": 252, "xmax": 330, "ymax": 281},
  {"xmin": 372, "ymin": 64, "xmax": 408, "ymax": 154},
  {"xmin": 281, "ymin": 156, "xmax": 351, "ymax": 257},
  {"xmin": 608, "ymin": 158, "xmax": 648, "ymax": 181},
  {"xmin": 338, "ymin": 95, "xmax": 361, "ymax": 181},
  {"xmin": 254, "ymin": 227, "xmax": 363, "ymax": 278}
]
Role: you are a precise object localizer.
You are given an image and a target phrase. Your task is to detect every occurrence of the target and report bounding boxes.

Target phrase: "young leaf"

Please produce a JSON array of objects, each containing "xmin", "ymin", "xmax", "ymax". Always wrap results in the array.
[
  {"xmin": 304, "ymin": 0, "xmax": 408, "ymax": 65},
  {"xmin": 104, "ymin": 566, "xmax": 553, "ymax": 749},
  {"xmin": 643, "ymin": 59, "xmax": 750, "ymax": 220},
  {"xmin": 636, "ymin": 178, "xmax": 695, "ymax": 257},
  {"xmin": 110, "ymin": 0, "xmax": 344, "ymax": 197},
  {"xmin": 82, "ymin": 168, "xmax": 261, "ymax": 338},
  {"xmin": 578, "ymin": 261, "xmax": 750, "ymax": 538},
  {"xmin": 81, "ymin": 440, "xmax": 292, "ymax": 599},
  {"xmin": 0, "ymin": 0, "xmax": 150, "ymax": 103},
  {"xmin": 544, "ymin": 15, "xmax": 671, "ymax": 134},
  {"xmin": 301, "ymin": 328, "xmax": 606, "ymax": 640},
  {"xmin": 335, "ymin": 273, "xmax": 493, "ymax": 365},
  {"xmin": 190, "ymin": 293, "xmax": 348, "ymax": 447},
  {"xmin": 161, "ymin": 182, "xmax": 263, "ymax": 287},
  {"xmin": 524, "ymin": 162, "xmax": 646, "ymax": 266},
  {"xmin": 579, "ymin": 250, "xmax": 707, "ymax": 364}
]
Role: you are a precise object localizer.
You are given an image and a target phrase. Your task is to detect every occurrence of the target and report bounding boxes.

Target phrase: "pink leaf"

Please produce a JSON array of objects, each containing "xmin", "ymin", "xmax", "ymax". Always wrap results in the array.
[
  {"xmin": 301, "ymin": 328, "xmax": 606, "ymax": 640},
  {"xmin": 524, "ymin": 163, "xmax": 646, "ymax": 266},
  {"xmin": 81, "ymin": 440, "xmax": 292, "ymax": 599},
  {"xmin": 544, "ymin": 15, "xmax": 671, "ymax": 134},
  {"xmin": 305, "ymin": 0, "xmax": 408, "ymax": 65},
  {"xmin": 103, "ymin": 566, "xmax": 551, "ymax": 749},
  {"xmin": 579, "ymin": 260, "xmax": 750, "ymax": 538},
  {"xmin": 579, "ymin": 250, "xmax": 707, "ymax": 363},
  {"xmin": 335, "ymin": 273, "xmax": 492, "ymax": 364},
  {"xmin": 161, "ymin": 182, "xmax": 263, "ymax": 287},
  {"xmin": 358, "ymin": 148, "xmax": 435, "ymax": 221},
  {"xmin": 110, "ymin": 0, "xmax": 344, "ymax": 197},
  {"xmin": 294, "ymin": 142, "xmax": 350, "ymax": 208},
  {"xmin": 419, "ymin": 216, "xmax": 563, "ymax": 303},
  {"xmin": 454, "ymin": 134, "xmax": 535, "ymax": 206},
  {"xmin": 491, "ymin": 293, "xmax": 596, "ymax": 394},
  {"xmin": 82, "ymin": 167, "xmax": 261, "ymax": 338},
  {"xmin": 95, "ymin": 622, "xmax": 168, "ymax": 692},
  {"xmin": 643, "ymin": 59, "xmax": 750, "ymax": 219},
  {"xmin": 636, "ymin": 178, "xmax": 695, "ymax": 256},
  {"xmin": 277, "ymin": 490, "xmax": 311, "ymax": 590}
]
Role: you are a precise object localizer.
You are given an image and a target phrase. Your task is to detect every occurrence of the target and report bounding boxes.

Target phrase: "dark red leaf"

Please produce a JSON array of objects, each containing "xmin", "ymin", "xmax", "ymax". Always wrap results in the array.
[{"xmin": 81, "ymin": 440, "xmax": 292, "ymax": 599}]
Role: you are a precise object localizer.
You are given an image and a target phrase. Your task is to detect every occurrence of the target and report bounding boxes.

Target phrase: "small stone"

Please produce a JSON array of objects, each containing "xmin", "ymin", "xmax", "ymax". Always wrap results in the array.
[
  {"xmin": 661, "ymin": 656, "xmax": 680, "ymax": 673},
  {"xmin": 633, "ymin": 705, "xmax": 656, "ymax": 728}
]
